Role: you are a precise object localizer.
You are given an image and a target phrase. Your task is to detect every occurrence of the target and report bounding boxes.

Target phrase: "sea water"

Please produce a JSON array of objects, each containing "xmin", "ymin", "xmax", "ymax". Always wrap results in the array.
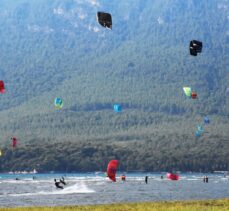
[{"xmin": 0, "ymin": 172, "xmax": 228, "ymax": 207}]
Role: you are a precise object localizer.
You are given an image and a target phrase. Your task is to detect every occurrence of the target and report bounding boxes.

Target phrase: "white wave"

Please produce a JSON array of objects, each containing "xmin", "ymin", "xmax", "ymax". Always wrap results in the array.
[
  {"xmin": 9, "ymin": 182, "xmax": 95, "ymax": 197},
  {"xmin": 221, "ymin": 178, "xmax": 229, "ymax": 181},
  {"xmin": 2, "ymin": 179, "xmax": 42, "ymax": 184},
  {"xmin": 66, "ymin": 176, "xmax": 105, "ymax": 182},
  {"xmin": 3, "ymin": 180, "xmax": 31, "ymax": 184},
  {"xmin": 0, "ymin": 176, "xmax": 106, "ymax": 185},
  {"xmin": 184, "ymin": 178, "xmax": 200, "ymax": 181}
]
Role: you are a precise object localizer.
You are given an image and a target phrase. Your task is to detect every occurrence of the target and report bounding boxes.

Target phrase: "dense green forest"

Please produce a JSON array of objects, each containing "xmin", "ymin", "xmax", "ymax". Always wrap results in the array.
[
  {"xmin": 0, "ymin": 0, "xmax": 228, "ymax": 172},
  {"xmin": 0, "ymin": 135, "xmax": 228, "ymax": 172}
]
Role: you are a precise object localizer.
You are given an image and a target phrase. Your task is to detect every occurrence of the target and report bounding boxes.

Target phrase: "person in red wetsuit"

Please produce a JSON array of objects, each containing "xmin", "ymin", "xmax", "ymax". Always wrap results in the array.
[{"xmin": 11, "ymin": 137, "xmax": 17, "ymax": 148}]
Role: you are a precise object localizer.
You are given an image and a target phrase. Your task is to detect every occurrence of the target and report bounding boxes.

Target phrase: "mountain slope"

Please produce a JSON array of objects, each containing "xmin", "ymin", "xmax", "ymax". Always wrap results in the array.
[{"xmin": 0, "ymin": 0, "xmax": 228, "ymax": 143}]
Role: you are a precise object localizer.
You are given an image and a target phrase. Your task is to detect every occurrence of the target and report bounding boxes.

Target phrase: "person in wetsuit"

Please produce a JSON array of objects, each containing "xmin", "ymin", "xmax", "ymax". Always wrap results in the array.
[
  {"xmin": 145, "ymin": 176, "xmax": 148, "ymax": 184},
  {"xmin": 60, "ymin": 177, "xmax": 66, "ymax": 185},
  {"xmin": 54, "ymin": 179, "xmax": 64, "ymax": 189}
]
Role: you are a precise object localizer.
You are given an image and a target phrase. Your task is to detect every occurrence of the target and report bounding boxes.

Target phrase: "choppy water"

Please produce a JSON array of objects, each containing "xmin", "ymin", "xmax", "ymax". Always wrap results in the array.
[{"xmin": 0, "ymin": 172, "xmax": 228, "ymax": 207}]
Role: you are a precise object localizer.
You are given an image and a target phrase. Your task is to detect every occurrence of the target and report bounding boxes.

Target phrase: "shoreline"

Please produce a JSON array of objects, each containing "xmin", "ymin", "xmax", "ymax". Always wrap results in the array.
[{"xmin": 1, "ymin": 199, "xmax": 229, "ymax": 211}]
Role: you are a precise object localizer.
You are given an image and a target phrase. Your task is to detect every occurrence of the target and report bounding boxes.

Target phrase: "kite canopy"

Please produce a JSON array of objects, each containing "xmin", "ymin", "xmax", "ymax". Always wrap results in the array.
[
  {"xmin": 0, "ymin": 80, "xmax": 5, "ymax": 93},
  {"xmin": 197, "ymin": 125, "xmax": 204, "ymax": 132},
  {"xmin": 97, "ymin": 12, "xmax": 112, "ymax": 29},
  {"xmin": 166, "ymin": 173, "xmax": 179, "ymax": 180},
  {"xmin": 107, "ymin": 160, "xmax": 119, "ymax": 182},
  {"xmin": 190, "ymin": 40, "xmax": 202, "ymax": 56},
  {"xmin": 204, "ymin": 116, "xmax": 210, "ymax": 124},
  {"xmin": 195, "ymin": 130, "xmax": 202, "ymax": 138},
  {"xmin": 114, "ymin": 104, "xmax": 122, "ymax": 112},
  {"xmin": 54, "ymin": 97, "xmax": 63, "ymax": 108},
  {"xmin": 11, "ymin": 137, "xmax": 17, "ymax": 148},
  {"xmin": 191, "ymin": 91, "xmax": 197, "ymax": 99},
  {"xmin": 183, "ymin": 87, "xmax": 192, "ymax": 97}
]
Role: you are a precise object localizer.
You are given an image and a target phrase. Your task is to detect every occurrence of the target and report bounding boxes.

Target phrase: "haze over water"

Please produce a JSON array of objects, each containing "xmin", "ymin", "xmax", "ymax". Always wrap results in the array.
[{"xmin": 0, "ymin": 173, "xmax": 228, "ymax": 207}]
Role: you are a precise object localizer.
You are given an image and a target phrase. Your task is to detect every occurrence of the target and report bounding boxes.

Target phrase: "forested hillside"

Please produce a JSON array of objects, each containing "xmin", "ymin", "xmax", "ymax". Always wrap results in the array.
[
  {"xmin": 1, "ymin": 135, "xmax": 229, "ymax": 173},
  {"xmin": 0, "ymin": 0, "xmax": 228, "ymax": 172}
]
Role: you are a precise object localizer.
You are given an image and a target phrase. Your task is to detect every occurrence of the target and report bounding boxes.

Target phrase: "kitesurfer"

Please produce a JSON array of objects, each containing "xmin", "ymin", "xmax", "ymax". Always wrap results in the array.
[
  {"xmin": 54, "ymin": 179, "xmax": 64, "ymax": 189},
  {"xmin": 121, "ymin": 175, "xmax": 126, "ymax": 181},
  {"xmin": 11, "ymin": 137, "xmax": 17, "ymax": 148},
  {"xmin": 60, "ymin": 177, "xmax": 66, "ymax": 185},
  {"xmin": 145, "ymin": 176, "xmax": 148, "ymax": 184},
  {"xmin": 161, "ymin": 175, "xmax": 163, "ymax": 179},
  {"xmin": 203, "ymin": 176, "xmax": 209, "ymax": 183}
]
